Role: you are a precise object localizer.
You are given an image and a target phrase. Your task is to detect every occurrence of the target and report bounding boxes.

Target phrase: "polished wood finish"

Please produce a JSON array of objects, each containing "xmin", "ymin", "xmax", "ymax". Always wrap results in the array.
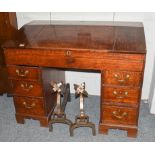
[
  {"xmin": 5, "ymin": 49, "xmax": 145, "ymax": 71},
  {"xmin": 103, "ymin": 70, "xmax": 142, "ymax": 87},
  {"xmin": 3, "ymin": 21, "xmax": 146, "ymax": 137},
  {"xmin": 0, "ymin": 12, "xmax": 17, "ymax": 94},
  {"xmin": 4, "ymin": 21, "xmax": 145, "ymax": 52},
  {"xmin": 101, "ymin": 105, "xmax": 137, "ymax": 125},
  {"xmin": 0, "ymin": 67, "xmax": 8, "ymax": 93},
  {"xmin": 99, "ymin": 123, "xmax": 138, "ymax": 137},
  {"xmin": 9, "ymin": 67, "xmax": 65, "ymax": 126},
  {"xmin": 11, "ymin": 80, "xmax": 43, "ymax": 97},
  {"xmin": 103, "ymin": 86, "xmax": 140, "ymax": 105},
  {"xmin": 14, "ymin": 97, "xmax": 45, "ymax": 116},
  {"xmin": 7, "ymin": 66, "xmax": 41, "ymax": 81}
]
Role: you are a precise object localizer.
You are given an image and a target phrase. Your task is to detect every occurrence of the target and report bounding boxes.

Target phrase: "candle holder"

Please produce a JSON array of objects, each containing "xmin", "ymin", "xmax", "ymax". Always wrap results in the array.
[
  {"xmin": 70, "ymin": 82, "xmax": 96, "ymax": 136},
  {"xmin": 49, "ymin": 81, "xmax": 72, "ymax": 134}
]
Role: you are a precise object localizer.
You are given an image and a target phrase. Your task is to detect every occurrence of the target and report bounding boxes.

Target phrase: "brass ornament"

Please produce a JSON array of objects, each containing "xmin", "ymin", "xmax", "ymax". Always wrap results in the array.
[
  {"xmin": 113, "ymin": 90, "xmax": 128, "ymax": 99},
  {"xmin": 112, "ymin": 109, "xmax": 128, "ymax": 120},
  {"xmin": 20, "ymin": 83, "xmax": 33, "ymax": 91},
  {"xmin": 114, "ymin": 73, "xmax": 130, "ymax": 84},
  {"xmin": 16, "ymin": 69, "xmax": 29, "ymax": 77},
  {"xmin": 22, "ymin": 101, "xmax": 35, "ymax": 109}
]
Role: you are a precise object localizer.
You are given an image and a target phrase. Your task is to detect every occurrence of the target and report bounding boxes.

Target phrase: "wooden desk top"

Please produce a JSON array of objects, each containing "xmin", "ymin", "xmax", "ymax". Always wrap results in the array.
[{"xmin": 4, "ymin": 20, "xmax": 146, "ymax": 54}]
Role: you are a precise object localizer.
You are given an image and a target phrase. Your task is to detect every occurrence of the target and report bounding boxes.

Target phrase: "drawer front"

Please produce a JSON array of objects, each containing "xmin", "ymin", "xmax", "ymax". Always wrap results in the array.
[
  {"xmin": 101, "ymin": 105, "xmax": 137, "ymax": 125},
  {"xmin": 14, "ymin": 97, "xmax": 45, "ymax": 116},
  {"xmin": 103, "ymin": 86, "xmax": 140, "ymax": 104},
  {"xmin": 103, "ymin": 70, "xmax": 142, "ymax": 86},
  {"xmin": 7, "ymin": 66, "xmax": 40, "ymax": 81},
  {"xmin": 5, "ymin": 49, "xmax": 145, "ymax": 71},
  {"xmin": 11, "ymin": 80, "xmax": 43, "ymax": 97}
]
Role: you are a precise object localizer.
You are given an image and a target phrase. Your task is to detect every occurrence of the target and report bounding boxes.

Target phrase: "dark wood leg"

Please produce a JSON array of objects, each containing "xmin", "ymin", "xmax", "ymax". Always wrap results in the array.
[
  {"xmin": 0, "ymin": 93, "xmax": 3, "ymax": 96},
  {"xmin": 40, "ymin": 119, "xmax": 49, "ymax": 127},
  {"xmin": 99, "ymin": 126, "xmax": 109, "ymax": 135},
  {"xmin": 15, "ymin": 115, "xmax": 25, "ymax": 124},
  {"xmin": 127, "ymin": 128, "xmax": 138, "ymax": 138}
]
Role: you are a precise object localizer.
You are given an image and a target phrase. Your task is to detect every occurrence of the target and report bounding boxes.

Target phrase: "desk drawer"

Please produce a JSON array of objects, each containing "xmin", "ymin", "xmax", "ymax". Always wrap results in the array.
[
  {"xmin": 5, "ymin": 49, "xmax": 145, "ymax": 71},
  {"xmin": 103, "ymin": 70, "xmax": 142, "ymax": 86},
  {"xmin": 103, "ymin": 86, "xmax": 140, "ymax": 104},
  {"xmin": 14, "ymin": 97, "xmax": 45, "ymax": 116},
  {"xmin": 101, "ymin": 105, "xmax": 137, "ymax": 125},
  {"xmin": 7, "ymin": 66, "xmax": 40, "ymax": 81},
  {"xmin": 11, "ymin": 80, "xmax": 43, "ymax": 97}
]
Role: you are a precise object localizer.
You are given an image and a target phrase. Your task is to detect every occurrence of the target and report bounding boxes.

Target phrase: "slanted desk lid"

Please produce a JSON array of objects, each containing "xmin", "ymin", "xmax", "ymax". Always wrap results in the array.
[{"xmin": 3, "ymin": 20, "xmax": 146, "ymax": 54}]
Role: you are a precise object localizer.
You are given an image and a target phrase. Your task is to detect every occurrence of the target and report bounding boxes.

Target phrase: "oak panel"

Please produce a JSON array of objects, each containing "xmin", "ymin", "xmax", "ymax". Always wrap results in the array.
[
  {"xmin": 101, "ymin": 105, "xmax": 138, "ymax": 125},
  {"xmin": 4, "ymin": 49, "xmax": 145, "ymax": 71},
  {"xmin": 103, "ymin": 70, "xmax": 142, "ymax": 86},
  {"xmin": 11, "ymin": 80, "xmax": 43, "ymax": 97},
  {"xmin": 7, "ymin": 65, "xmax": 41, "ymax": 81},
  {"xmin": 14, "ymin": 96, "xmax": 45, "ymax": 116},
  {"xmin": 103, "ymin": 86, "xmax": 140, "ymax": 104}
]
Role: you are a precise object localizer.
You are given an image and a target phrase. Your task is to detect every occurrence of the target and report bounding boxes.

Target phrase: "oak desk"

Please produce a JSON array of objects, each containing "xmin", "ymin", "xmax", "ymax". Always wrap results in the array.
[{"xmin": 3, "ymin": 21, "xmax": 146, "ymax": 137}]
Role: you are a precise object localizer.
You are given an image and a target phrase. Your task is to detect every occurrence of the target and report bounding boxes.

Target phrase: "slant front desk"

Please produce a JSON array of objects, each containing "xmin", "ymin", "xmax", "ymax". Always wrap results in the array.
[{"xmin": 3, "ymin": 21, "xmax": 146, "ymax": 137}]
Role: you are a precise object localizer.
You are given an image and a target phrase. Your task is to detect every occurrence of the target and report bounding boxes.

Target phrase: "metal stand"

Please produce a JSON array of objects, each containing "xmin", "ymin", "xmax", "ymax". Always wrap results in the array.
[
  {"xmin": 49, "ymin": 83, "xmax": 72, "ymax": 134},
  {"xmin": 70, "ymin": 115, "xmax": 96, "ymax": 136},
  {"xmin": 70, "ymin": 82, "xmax": 96, "ymax": 136}
]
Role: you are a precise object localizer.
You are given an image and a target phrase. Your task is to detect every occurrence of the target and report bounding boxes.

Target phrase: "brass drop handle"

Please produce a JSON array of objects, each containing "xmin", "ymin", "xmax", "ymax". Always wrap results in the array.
[
  {"xmin": 20, "ymin": 83, "xmax": 34, "ymax": 91},
  {"xmin": 114, "ymin": 74, "xmax": 130, "ymax": 83},
  {"xmin": 112, "ymin": 110, "xmax": 128, "ymax": 119},
  {"xmin": 23, "ymin": 101, "xmax": 35, "ymax": 109},
  {"xmin": 66, "ymin": 50, "xmax": 72, "ymax": 56},
  {"xmin": 113, "ymin": 90, "xmax": 128, "ymax": 99},
  {"xmin": 16, "ymin": 69, "xmax": 29, "ymax": 77}
]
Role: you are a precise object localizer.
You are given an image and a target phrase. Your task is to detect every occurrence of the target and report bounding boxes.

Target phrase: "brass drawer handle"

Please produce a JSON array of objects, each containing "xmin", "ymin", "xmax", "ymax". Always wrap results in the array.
[
  {"xmin": 16, "ymin": 69, "xmax": 29, "ymax": 77},
  {"xmin": 66, "ymin": 50, "xmax": 71, "ymax": 56},
  {"xmin": 114, "ymin": 74, "xmax": 130, "ymax": 83},
  {"xmin": 23, "ymin": 101, "xmax": 35, "ymax": 109},
  {"xmin": 20, "ymin": 83, "xmax": 34, "ymax": 91},
  {"xmin": 113, "ymin": 90, "xmax": 128, "ymax": 99},
  {"xmin": 112, "ymin": 110, "xmax": 128, "ymax": 119}
]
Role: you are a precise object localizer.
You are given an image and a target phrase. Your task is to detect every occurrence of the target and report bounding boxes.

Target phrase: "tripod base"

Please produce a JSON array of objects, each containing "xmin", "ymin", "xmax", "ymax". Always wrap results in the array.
[
  {"xmin": 70, "ymin": 115, "xmax": 96, "ymax": 136},
  {"xmin": 49, "ymin": 113, "xmax": 72, "ymax": 133}
]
